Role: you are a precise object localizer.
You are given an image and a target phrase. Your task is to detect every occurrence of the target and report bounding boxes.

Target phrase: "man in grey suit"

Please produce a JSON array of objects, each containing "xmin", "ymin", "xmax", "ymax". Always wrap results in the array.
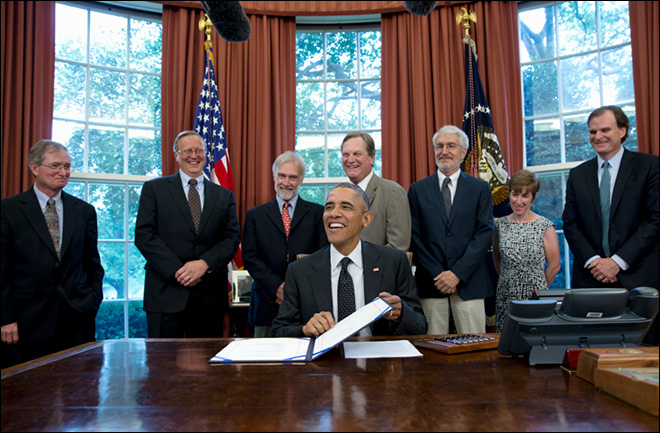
[
  {"xmin": 341, "ymin": 132, "xmax": 411, "ymax": 251},
  {"xmin": 270, "ymin": 183, "xmax": 426, "ymax": 338},
  {"xmin": 135, "ymin": 131, "xmax": 240, "ymax": 338},
  {"xmin": 408, "ymin": 125, "xmax": 494, "ymax": 335}
]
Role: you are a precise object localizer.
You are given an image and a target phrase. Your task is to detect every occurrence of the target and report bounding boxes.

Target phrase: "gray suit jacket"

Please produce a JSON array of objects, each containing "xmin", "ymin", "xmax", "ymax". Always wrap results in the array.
[
  {"xmin": 270, "ymin": 241, "xmax": 427, "ymax": 337},
  {"xmin": 360, "ymin": 174, "xmax": 411, "ymax": 251}
]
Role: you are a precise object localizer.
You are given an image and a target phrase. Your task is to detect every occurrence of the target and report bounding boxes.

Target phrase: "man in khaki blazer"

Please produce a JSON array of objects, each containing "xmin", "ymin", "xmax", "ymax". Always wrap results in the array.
[{"xmin": 341, "ymin": 132, "xmax": 411, "ymax": 251}]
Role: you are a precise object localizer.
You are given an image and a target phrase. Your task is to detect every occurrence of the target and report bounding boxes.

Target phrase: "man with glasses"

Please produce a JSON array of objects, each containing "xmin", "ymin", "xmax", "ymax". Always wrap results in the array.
[
  {"xmin": 135, "ymin": 131, "xmax": 240, "ymax": 338},
  {"xmin": 1, "ymin": 140, "xmax": 105, "ymax": 368}
]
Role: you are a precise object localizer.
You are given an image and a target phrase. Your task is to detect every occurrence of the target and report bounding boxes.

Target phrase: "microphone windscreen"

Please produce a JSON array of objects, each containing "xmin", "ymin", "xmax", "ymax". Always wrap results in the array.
[
  {"xmin": 201, "ymin": 1, "xmax": 252, "ymax": 43},
  {"xmin": 403, "ymin": 1, "xmax": 438, "ymax": 17}
]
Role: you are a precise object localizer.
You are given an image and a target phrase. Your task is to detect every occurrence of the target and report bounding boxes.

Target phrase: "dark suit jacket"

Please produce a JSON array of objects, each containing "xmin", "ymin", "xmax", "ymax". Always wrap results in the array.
[
  {"xmin": 242, "ymin": 197, "xmax": 328, "ymax": 326},
  {"xmin": 562, "ymin": 149, "xmax": 659, "ymax": 290},
  {"xmin": 134, "ymin": 173, "xmax": 240, "ymax": 314},
  {"xmin": 408, "ymin": 171, "xmax": 494, "ymax": 300},
  {"xmin": 1, "ymin": 188, "xmax": 104, "ymax": 345},
  {"xmin": 270, "ymin": 241, "xmax": 427, "ymax": 337}
]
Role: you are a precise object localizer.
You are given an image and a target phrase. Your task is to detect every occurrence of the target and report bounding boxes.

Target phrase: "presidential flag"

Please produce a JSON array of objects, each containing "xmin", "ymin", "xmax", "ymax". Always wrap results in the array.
[
  {"xmin": 194, "ymin": 41, "xmax": 243, "ymax": 270},
  {"xmin": 461, "ymin": 34, "xmax": 510, "ymax": 211}
]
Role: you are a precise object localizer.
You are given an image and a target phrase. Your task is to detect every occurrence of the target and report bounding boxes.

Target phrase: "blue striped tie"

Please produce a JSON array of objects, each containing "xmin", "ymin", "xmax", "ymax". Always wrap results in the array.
[{"xmin": 600, "ymin": 161, "xmax": 611, "ymax": 257}]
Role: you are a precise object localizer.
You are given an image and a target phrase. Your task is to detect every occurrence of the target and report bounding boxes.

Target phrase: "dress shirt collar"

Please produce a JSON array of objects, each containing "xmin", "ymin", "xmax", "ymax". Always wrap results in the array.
[
  {"xmin": 330, "ymin": 241, "xmax": 363, "ymax": 272},
  {"xmin": 33, "ymin": 184, "xmax": 62, "ymax": 211},
  {"xmin": 597, "ymin": 146, "xmax": 624, "ymax": 172},
  {"xmin": 356, "ymin": 170, "xmax": 374, "ymax": 192},
  {"xmin": 179, "ymin": 170, "xmax": 205, "ymax": 190},
  {"xmin": 276, "ymin": 194, "xmax": 299, "ymax": 216}
]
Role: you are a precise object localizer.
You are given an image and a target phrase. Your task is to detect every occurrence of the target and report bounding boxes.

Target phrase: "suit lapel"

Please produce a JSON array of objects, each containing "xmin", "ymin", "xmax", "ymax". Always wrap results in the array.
[
  {"xmin": 426, "ymin": 173, "xmax": 449, "ymax": 224},
  {"xmin": 19, "ymin": 190, "xmax": 59, "ymax": 258},
  {"xmin": 361, "ymin": 242, "xmax": 383, "ymax": 302},
  {"xmin": 60, "ymin": 192, "xmax": 79, "ymax": 257},
  {"xmin": 167, "ymin": 173, "xmax": 196, "ymax": 235},
  {"xmin": 308, "ymin": 247, "xmax": 332, "ymax": 312},
  {"xmin": 584, "ymin": 158, "xmax": 602, "ymax": 220},
  {"xmin": 198, "ymin": 179, "xmax": 217, "ymax": 234},
  {"xmin": 266, "ymin": 199, "xmax": 286, "ymax": 236},
  {"xmin": 289, "ymin": 198, "xmax": 310, "ymax": 233},
  {"xmin": 610, "ymin": 150, "xmax": 634, "ymax": 214},
  {"xmin": 364, "ymin": 175, "xmax": 378, "ymax": 205}
]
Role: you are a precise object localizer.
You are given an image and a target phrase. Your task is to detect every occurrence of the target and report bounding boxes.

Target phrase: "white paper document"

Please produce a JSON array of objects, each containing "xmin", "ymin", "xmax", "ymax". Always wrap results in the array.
[
  {"xmin": 209, "ymin": 296, "xmax": 393, "ymax": 363},
  {"xmin": 343, "ymin": 340, "xmax": 423, "ymax": 359}
]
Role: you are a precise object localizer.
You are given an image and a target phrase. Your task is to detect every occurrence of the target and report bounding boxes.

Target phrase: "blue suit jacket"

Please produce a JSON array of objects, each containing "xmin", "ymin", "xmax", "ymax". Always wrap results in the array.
[
  {"xmin": 270, "ymin": 241, "xmax": 427, "ymax": 337},
  {"xmin": 242, "ymin": 197, "xmax": 327, "ymax": 326},
  {"xmin": 562, "ymin": 149, "xmax": 659, "ymax": 290},
  {"xmin": 408, "ymin": 171, "xmax": 494, "ymax": 300}
]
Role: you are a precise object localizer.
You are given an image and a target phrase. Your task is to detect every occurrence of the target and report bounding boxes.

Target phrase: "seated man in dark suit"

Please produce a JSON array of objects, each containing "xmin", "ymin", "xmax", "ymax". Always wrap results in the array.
[{"xmin": 270, "ymin": 183, "xmax": 427, "ymax": 338}]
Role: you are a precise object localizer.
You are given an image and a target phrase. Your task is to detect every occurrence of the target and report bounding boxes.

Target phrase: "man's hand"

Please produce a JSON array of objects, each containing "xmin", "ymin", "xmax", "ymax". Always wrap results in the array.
[
  {"xmin": 1, "ymin": 322, "xmax": 18, "ymax": 345},
  {"xmin": 175, "ymin": 260, "xmax": 209, "ymax": 287},
  {"xmin": 588, "ymin": 257, "xmax": 620, "ymax": 284},
  {"xmin": 302, "ymin": 312, "xmax": 335, "ymax": 337},
  {"xmin": 275, "ymin": 282, "xmax": 284, "ymax": 305},
  {"xmin": 434, "ymin": 270, "xmax": 459, "ymax": 295},
  {"xmin": 379, "ymin": 291, "xmax": 402, "ymax": 321}
]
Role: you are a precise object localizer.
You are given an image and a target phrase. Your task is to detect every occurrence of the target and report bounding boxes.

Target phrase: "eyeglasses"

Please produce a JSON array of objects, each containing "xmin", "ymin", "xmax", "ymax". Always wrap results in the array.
[
  {"xmin": 176, "ymin": 149, "xmax": 206, "ymax": 157},
  {"xmin": 39, "ymin": 163, "xmax": 72, "ymax": 172}
]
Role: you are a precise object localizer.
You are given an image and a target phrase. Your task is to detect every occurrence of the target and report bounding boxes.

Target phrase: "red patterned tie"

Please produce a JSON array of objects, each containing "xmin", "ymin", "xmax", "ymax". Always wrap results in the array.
[{"xmin": 283, "ymin": 202, "xmax": 291, "ymax": 261}]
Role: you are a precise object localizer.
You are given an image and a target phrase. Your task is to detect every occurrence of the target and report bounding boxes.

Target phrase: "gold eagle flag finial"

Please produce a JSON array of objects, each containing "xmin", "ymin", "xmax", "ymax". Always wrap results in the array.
[
  {"xmin": 456, "ymin": 7, "xmax": 477, "ymax": 37},
  {"xmin": 199, "ymin": 13, "xmax": 213, "ymax": 43}
]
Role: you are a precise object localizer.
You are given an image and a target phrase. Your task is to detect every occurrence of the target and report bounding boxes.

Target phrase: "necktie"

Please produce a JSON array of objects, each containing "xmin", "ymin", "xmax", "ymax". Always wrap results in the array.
[
  {"xmin": 188, "ymin": 179, "xmax": 201, "ymax": 233},
  {"xmin": 600, "ymin": 161, "xmax": 611, "ymax": 257},
  {"xmin": 283, "ymin": 202, "xmax": 291, "ymax": 262},
  {"xmin": 337, "ymin": 257, "xmax": 355, "ymax": 322},
  {"xmin": 45, "ymin": 198, "xmax": 60, "ymax": 258},
  {"xmin": 442, "ymin": 177, "xmax": 452, "ymax": 219}
]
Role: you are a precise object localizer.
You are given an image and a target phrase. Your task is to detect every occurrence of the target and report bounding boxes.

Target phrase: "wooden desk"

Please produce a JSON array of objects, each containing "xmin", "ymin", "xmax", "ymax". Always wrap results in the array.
[{"xmin": 2, "ymin": 337, "xmax": 658, "ymax": 432}]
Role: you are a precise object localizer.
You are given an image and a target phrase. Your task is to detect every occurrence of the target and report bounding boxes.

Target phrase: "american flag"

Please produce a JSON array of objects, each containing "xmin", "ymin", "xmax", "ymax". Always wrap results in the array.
[
  {"xmin": 194, "ymin": 41, "xmax": 243, "ymax": 269},
  {"xmin": 460, "ymin": 34, "xmax": 510, "ymax": 211}
]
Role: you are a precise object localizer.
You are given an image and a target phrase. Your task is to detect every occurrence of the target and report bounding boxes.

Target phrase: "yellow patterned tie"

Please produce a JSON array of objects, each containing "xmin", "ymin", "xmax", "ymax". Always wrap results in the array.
[{"xmin": 44, "ymin": 198, "xmax": 60, "ymax": 258}]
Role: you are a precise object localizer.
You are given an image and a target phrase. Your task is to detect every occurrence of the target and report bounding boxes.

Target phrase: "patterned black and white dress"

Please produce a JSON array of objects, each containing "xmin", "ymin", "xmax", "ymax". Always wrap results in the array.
[{"xmin": 495, "ymin": 216, "xmax": 554, "ymax": 332}]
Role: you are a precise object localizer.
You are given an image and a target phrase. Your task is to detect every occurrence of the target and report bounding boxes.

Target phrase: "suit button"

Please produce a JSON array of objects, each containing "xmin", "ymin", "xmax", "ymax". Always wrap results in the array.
[
  {"xmin": 54, "ymin": 262, "xmax": 60, "ymax": 268},
  {"xmin": 447, "ymin": 231, "xmax": 452, "ymax": 236}
]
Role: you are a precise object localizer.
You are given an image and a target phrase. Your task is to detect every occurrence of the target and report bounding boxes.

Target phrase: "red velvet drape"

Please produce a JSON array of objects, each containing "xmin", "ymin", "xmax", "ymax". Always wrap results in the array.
[
  {"xmin": 381, "ymin": 1, "xmax": 523, "ymax": 189},
  {"xmin": 161, "ymin": 6, "xmax": 296, "ymax": 226},
  {"xmin": 630, "ymin": 1, "xmax": 660, "ymax": 156},
  {"xmin": 1, "ymin": 1, "xmax": 55, "ymax": 199}
]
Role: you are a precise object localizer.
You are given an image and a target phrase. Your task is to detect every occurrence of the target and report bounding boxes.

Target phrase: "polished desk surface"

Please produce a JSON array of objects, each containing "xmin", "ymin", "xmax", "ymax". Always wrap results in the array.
[{"xmin": 2, "ymin": 337, "xmax": 658, "ymax": 432}]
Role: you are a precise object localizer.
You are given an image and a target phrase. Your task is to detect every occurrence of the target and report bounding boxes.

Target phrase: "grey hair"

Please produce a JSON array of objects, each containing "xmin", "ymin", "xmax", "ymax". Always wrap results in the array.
[
  {"xmin": 340, "ymin": 131, "xmax": 376, "ymax": 158},
  {"xmin": 173, "ymin": 130, "xmax": 206, "ymax": 152},
  {"xmin": 432, "ymin": 125, "xmax": 469, "ymax": 152},
  {"xmin": 272, "ymin": 151, "xmax": 306, "ymax": 178},
  {"xmin": 28, "ymin": 140, "xmax": 68, "ymax": 166}
]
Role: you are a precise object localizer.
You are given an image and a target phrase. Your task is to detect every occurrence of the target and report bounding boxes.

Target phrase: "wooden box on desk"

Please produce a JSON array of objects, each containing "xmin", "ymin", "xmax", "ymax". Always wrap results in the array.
[
  {"xmin": 576, "ymin": 347, "xmax": 659, "ymax": 384},
  {"xmin": 593, "ymin": 367, "xmax": 659, "ymax": 417}
]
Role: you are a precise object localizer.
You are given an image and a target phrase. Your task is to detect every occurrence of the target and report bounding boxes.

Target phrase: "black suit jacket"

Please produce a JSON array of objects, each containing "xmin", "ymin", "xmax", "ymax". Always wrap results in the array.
[
  {"xmin": 134, "ymin": 173, "xmax": 240, "ymax": 314},
  {"xmin": 562, "ymin": 149, "xmax": 659, "ymax": 289},
  {"xmin": 242, "ymin": 197, "xmax": 328, "ymax": 326},
  {"xmin": 408, "ymin": 171, "xmax": 494, "ymax": 300},
  {"xmin": 1, "ymin": 188, "xmax": 104, "ymax": 344},
  {"xmin": 270, "ymin": 241, "xmax": 427, "ymax": 337}
]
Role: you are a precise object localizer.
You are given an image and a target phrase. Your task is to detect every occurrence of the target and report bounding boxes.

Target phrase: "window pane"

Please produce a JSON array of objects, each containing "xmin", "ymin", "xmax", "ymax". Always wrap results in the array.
[
  {"xmin": 535, "ymin": 173, "xmax": 564, "ymax": 230},
  {"xmin": 361, "ymin": 81, "xmax": 381, "ymax": 129},
  {"xmin": 560, "ymin": 54, "xmax": 599, "ymax": 111},
  {"xmin": 128, "ymin": 129, "xmax": 161, "ymax": 177},
  {"xmin": 90, "ymin": 11, "xmax": 127, "ymax": 68},
  {"xmin": 298, "ymin": 185, "xmax": 327, "ymax": 206},
  {"xmin": 326, "ymin": 32, "xmax": 357, "ymax": 80},
  {"xmin": 90, "ymin": 184, "xmax": 125, "ymax": 240},
  {"xmin": 128, "ymin": 243, "xmax": 145, "ymax": 300},
  {"xmin": 599, "ymin": 1, "xmax": 630, "ymax": 47},
  {"xmin": 327, "ymin": 133, "xmax": 346, "ymax": 178},
  {"xmin": 128, "ymin": 186, "xmax": 142, "ymax": 242},
  {"xmin": 90, "ymin": 68, "xmax": 126, "ymax": 124},
  {"xmin": 550, "ymin": 232, "xmax": 569, "ymax": 290},
  {"xmin": 129, "ymin": 73, "xmax": 161, "ymax": 126},
  {"xmin": 525, "ymin": 118, "xmax": 561, "ymax": 166},
  {"xmin": 64, "ymin": 181, "xmax": 85, "ymax": 200},
  {"xmin": 99, "ymin": 242, "xmax": 126, "ymax": 300},
  {"xmin": 56, "ymin": 4, "xmax": 87, "ymax": 62},
  {"xmin": 602, "ymin": 46, "xmax": 633, "ymax": 105},
  {"xmin": 296, "ymin": 32, "xmax": 323, "ymax": 80},
  {"xmin": 621, "ymin": 105, "xmax": 638, "ymax": 152},
  {"xmin": 371, "ymin": 131, "xmax": 383, "ymax": 176},
  {"xmin": 130, "ymin": 19, "xmax": 162, "ymax": 72},
  {"xmin": 564, "ymin": 114, "xmax": 592, "ymax": 163},
  {"xmin": 519, "ymin": 6, "xmax": 555, "ymax": 62},
  {"xmin": 360, "ymin": 31, "xmax": 381, "ymax": 79},
  {"xmin": 54, "ymin": 63, "xmax": 86, "ymax": 119},
  {"xmin": 297, "ymin": 133, "xmax": 326, "ymax": 178},
  {"xmin": 296, "ymin": 82, "xmax": 324, "ymax": 131},
  {"xmin": 522, "ymin": 62, "xmax": 558, "ymax": 116},
  {"xmin": 95, "ymin": 301, "xmax": 125, "ymax": 340},
  {"xmin": 89, "ymin": 126, "xmax": 125, "ymax": 174},
  {"xmin": 557, "ymin": 1, "xmax": 596, "ymax": 56},
  {"xmin": 53, "ymin": 120, "xmax": 85, "ymax": 170},
  {"xmin": 327, "ymin": 82, "xmax": 358, "ymax": 130},
  {"xmin": 128, "ymin": 300, "xmax": 148, "ymax": 338}
]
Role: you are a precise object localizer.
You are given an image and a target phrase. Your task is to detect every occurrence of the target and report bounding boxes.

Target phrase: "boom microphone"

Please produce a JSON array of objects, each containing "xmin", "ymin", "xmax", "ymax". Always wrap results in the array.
[
  {"xmin": 403, "ymin": 1, "xmax": 438, "ymax": 17},
  {"xmin": 200, "ymin": 1, "xmax": 252, "ymax": 43}
]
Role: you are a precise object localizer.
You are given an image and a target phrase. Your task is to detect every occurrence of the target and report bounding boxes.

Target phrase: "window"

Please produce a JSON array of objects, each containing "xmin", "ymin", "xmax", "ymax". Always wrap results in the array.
[
  {"xmin": 519, "ymin": 1, "xmax": 635, "ymax": 288},
  {"xmin": 53, "ymin": 2, "xmax": 162, "ymax": 338},
  {"xmin": 295, "ymin": 25, "xmax": 382, "ymax": 204}
]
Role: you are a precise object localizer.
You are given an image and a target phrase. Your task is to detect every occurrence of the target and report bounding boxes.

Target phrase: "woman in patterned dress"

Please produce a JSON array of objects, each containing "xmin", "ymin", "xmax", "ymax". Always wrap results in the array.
[{"xmin": 493, "ymin": 170, "xmax": 561, "ymax": 332}]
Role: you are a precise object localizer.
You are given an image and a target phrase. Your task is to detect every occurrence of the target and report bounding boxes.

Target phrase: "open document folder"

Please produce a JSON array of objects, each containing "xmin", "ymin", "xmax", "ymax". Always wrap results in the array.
[{"xmin": 209, "ymin": 296, "xmax": 393, "ymax": 363}]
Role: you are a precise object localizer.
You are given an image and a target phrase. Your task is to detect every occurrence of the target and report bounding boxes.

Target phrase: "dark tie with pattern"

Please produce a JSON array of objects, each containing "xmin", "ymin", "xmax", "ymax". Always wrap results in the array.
[
  {"xmin": 337, "ymin": 257, "xmax": 355, "ymax": 322},
  {"xmin": 188, "ymin": 179, "xmax": 201, "ymax": 233},
  {"xmin": 45, "ymin": 198, "xmax": 60, "ymax": 258},
  {"xmin": 600, "ymin": 161, "xmax": 611, "ymax": 257},
  {"xmin": 283, "ymin": 202, "xmax": 291, "ymax": 261},
  {"xmin": 442, "ymin": 177, "xmax": 452, "ymax": 218}
]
